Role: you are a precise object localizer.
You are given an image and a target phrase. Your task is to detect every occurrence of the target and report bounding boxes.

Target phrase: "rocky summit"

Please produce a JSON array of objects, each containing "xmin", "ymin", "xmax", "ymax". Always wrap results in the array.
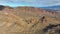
[{"xmin": 0, "ymin": 5, "xmax": 60, "ymax": 34}]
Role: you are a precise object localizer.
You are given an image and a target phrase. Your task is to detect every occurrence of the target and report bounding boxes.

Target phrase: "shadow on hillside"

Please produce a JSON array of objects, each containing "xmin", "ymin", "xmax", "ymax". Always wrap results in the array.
[
  {"xmin": 0, "ymin": 5, "xmax": 5, "ymax": 11},
  {"xmin": 42, "ymin": 24, "xmax": 60, "ymax": 34}
]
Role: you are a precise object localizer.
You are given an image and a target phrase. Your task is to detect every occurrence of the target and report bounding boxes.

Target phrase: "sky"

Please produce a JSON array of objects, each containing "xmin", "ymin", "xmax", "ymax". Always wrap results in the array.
[{"xmin": 0, "ymin": 0, "xmax": 60, "ymax": 7}]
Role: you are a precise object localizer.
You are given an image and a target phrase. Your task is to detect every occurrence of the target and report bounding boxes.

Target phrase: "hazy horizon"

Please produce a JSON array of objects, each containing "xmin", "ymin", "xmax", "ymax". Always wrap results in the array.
[{"xmin": 0, "ymin": 0, "xmax": 60, "ymax": 7}]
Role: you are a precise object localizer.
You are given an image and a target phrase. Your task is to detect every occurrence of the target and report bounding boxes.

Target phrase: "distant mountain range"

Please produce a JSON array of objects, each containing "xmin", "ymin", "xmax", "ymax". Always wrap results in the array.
[{"xmin": 41, "ymin": 5, "xmax": 60, "ymax": 10}]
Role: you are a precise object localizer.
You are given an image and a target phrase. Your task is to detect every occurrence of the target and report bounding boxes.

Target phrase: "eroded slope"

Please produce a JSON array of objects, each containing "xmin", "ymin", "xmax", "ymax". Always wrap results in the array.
[{"xmin": 0, "ymin": 6, "xmax": 60, "ymax": 34}]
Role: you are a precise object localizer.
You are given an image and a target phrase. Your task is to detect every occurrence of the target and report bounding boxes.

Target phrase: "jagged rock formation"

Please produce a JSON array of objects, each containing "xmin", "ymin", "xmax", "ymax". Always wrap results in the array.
[{"xmin": 0, "ymin": 6, "xmax": 60, "ymax": 34}]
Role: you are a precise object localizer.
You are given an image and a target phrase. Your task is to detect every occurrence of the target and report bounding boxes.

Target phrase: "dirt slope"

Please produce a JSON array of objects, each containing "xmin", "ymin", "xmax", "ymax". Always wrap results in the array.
[{"xmin": 0, "ymin": 6, "xmax": 60, "ymax": 34}]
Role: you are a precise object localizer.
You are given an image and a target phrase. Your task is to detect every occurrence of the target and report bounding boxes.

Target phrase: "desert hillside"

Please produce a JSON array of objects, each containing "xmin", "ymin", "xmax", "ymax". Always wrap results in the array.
[{"xmin": 0, "ymin": 5, "xmax": 60, "ymax": 34}]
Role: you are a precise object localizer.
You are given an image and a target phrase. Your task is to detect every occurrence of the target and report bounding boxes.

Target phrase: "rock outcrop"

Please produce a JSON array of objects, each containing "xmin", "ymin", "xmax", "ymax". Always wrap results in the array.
[{"xmin": 0, "ymin": 6, "xmax": 60, "ymax": 34}]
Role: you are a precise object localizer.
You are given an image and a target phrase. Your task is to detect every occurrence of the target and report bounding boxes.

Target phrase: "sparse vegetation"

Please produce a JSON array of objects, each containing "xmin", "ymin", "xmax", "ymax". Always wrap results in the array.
[{"xmin": 0, "ymin": 6, "xmax": 60, "ymax": 34}]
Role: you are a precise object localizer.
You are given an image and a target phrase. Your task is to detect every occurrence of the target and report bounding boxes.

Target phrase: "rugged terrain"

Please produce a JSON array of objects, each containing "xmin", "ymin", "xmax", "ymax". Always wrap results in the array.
[{"xmin": 0, "ymin": 5, "xmax": 60, "ymax": 34}]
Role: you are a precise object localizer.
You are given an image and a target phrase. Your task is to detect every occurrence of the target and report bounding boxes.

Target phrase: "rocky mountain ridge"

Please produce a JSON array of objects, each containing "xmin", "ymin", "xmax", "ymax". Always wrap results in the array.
[{"xmin": 0, "ymin": 5, "xmax": 60, "ymax": 34}]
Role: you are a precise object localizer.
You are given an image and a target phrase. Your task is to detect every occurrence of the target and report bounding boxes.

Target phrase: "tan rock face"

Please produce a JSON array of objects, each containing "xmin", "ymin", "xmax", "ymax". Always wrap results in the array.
[{"xmin": 0, "ymin": 6, "xmax": 60, "ymax": 34}]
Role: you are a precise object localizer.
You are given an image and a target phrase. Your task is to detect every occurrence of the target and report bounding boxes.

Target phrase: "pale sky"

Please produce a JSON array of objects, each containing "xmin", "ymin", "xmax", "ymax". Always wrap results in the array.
[{"xmin": 0, "ymin": 0, "xmax": 60, "ymax": 7}]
